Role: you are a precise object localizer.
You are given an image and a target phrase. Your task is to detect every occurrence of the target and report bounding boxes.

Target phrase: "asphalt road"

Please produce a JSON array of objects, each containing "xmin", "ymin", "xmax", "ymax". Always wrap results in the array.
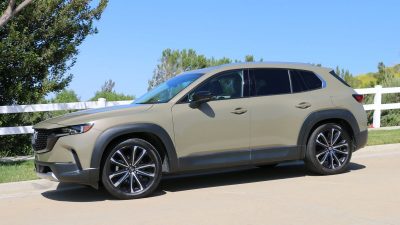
[{"xmin": 1, "ymin": 144, "xmax": 400, "ymax": 225}]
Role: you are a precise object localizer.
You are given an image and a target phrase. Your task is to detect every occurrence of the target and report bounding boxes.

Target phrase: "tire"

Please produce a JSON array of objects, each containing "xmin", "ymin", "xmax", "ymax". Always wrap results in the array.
[
  {"xmin": 305, "ymin": 123, "xmax": 353, "ymax": 175},
  {"xmin": 101, "ymin": 138, "xmax": 162, "ymax": 199}
]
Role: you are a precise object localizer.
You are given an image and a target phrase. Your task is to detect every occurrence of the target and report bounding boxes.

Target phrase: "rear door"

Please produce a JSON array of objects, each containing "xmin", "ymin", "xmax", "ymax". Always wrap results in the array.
[{"xmin": 248, "ymin": 68, "xmax": 328, "ymax": 164}]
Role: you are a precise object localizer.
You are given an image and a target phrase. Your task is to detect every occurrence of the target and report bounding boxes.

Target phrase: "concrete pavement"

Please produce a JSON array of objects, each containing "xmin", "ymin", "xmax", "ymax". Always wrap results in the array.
[{"xmin": 1, "ymin": 144, "xmax": 400, "ymax": 225}]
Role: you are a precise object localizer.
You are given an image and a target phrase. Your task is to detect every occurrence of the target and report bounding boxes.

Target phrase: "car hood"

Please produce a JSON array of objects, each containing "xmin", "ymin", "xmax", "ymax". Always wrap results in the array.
[{"xmin": 33, "ymin": 104, "xmax": 153, "ymax": 129}]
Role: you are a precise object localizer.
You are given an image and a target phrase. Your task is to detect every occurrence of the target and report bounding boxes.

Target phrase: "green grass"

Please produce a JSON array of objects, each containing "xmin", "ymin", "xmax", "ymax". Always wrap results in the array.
[
  {"xmin": 367, "ymin": 129, "xmax": 400, "ymax": 146},
  {"xmin": 0, "ymin": 160, "xmax": 38, "ymax": 183},
  {"xmin": 0, "ymin": 130, "xmax": 398, "ymax": 184}
]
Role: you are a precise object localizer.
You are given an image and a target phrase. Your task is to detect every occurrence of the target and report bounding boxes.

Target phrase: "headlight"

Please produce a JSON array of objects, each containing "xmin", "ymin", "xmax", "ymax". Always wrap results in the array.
[{"xmin": 57, "ymin": 123, "xmax": 94, "ymax": 136}]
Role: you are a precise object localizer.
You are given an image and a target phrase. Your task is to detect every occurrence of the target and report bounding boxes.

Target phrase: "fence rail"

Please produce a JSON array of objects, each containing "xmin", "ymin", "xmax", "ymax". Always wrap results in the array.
[
  {"xmin": 0, "ymin": 98, "xmax": 132, "ymax": 135},
  {"xmin": 355, "ymin": 85, "xmax": 400, "ymax": 128},
  {"xmin": 0, "ymin": 85, "xmax": 399, "ymax": 136}
]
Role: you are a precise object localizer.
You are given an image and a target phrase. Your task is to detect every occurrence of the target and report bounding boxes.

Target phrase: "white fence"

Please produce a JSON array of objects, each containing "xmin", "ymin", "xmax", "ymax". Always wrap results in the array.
[
  {"xmin": 0, "ymin": 98, "xmax": 132, "ymax": 135},
  {"xmin": 356, "ymin": 85, "xmax": 400, "ymax": 128},
  {"xmin": 0, "ymin": 85, "xmax": 400, "ymax": 136}
]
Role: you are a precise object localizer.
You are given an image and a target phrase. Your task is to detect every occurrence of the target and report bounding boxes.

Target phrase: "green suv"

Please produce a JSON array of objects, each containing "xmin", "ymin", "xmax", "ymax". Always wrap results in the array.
[{"xmin": 33, "ymin": 62, "xmax": 368, "ymax": 199}]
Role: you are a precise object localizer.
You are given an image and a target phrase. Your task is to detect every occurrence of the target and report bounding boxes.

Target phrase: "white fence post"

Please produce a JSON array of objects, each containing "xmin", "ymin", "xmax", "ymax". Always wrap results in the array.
[
  {"xmin": 373, "ymin": 85, "xmax": 382, "ymax": 128},
  {"xmin": 98, "ymin": 98, "xmax": 107, "ymax": 107}
]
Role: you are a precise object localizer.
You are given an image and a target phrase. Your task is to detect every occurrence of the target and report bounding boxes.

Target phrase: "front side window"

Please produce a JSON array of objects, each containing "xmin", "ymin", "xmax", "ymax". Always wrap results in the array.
[
  {"xmin": 187, "ymin": 70, "xmax": 245, "ymax": 102},
  {"xmin": 135, "ymin": 73, "xmax": 203, "ymax": 104},
  {"xmin": 250, "ymin": 69, "xmax": 291, "ymax": 96},
  {"xmin": 290, "ymin": 70, "xmax": 323, "ymax": 93}
]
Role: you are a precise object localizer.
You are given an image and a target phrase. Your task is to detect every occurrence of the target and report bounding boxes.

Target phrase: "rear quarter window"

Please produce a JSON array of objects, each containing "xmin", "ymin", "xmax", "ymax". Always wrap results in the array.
[{"xmin": 290, "ymin": 70, "xmax": 323, "ymax": 93}]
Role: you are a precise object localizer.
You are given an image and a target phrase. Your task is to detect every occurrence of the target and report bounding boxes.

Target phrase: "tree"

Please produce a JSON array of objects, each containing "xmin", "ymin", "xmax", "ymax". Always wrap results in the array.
[
  {"xmin": 245, "ymin": 55, "xmax": 254, "ymax": 62},
  {"xmin": 91, "ymin": 79, "xmax": 134, "ymax": 101},
  {"xmin": 148, "ymin": 49, "xmax": 211, "ymax": 90},
  {"xmin": 0, "ymin": 0, "xmax": 108, "ymax": 156},
  {"xmin": 335, "ymin": 66, "xmax": 361, "ymax": 88},
  {"xmin": 148, "ymin": 49, "xmax": 266, "ymax": 90},
  {"xmin": 0, "ymin": 0, "xmax": 107, "ymax": 106},
  {"xmin": 47, "ymin": 89, "xmax": 80, "ymax": 117},
  {"xmin": 101, "ymin": 79, "xmax": 115, "ymax": 92},
  {"xmin": 0, "ymin": 0, "xmax": 34, "ymax": 28},
  {"xmin": 51, "ymin": 89, "xmax": 80, "ymax": 103}
]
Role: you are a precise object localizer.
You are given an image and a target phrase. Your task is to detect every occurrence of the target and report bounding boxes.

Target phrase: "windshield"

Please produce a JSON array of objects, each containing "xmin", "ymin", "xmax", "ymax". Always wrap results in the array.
[{"xmin": 135, "ymin": 73, "xmax": 203, "ymax": 104}]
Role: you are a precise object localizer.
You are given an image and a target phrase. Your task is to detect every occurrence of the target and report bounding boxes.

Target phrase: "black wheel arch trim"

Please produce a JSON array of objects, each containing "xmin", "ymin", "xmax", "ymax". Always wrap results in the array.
[
  {"xmin": 297, "ymin": 109, "xmax": 361, "ymax": 158},
  {"xmin": 90, "ymin": 123, "xmax": 179, "ymax": 180}
]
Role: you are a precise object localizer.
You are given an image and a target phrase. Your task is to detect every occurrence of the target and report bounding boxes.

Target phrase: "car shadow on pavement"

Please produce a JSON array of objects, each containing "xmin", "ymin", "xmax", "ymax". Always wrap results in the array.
[
  {"xmin": 160, "ymin": 161, "xmax": 366, "ymax": 192},
  {"xmin": 41, "ymin": 182, "xmax": 167, "ymax": 202},
  {"xmin": 41, "ymin": 161, "xmax": 365, "ymax": 202}
]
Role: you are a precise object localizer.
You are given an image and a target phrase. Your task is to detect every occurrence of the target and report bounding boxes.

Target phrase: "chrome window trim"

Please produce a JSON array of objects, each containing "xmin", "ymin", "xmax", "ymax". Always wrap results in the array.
[{"xmin": 288, "ymin": 70, "xmax": 294, "ymax": 93}]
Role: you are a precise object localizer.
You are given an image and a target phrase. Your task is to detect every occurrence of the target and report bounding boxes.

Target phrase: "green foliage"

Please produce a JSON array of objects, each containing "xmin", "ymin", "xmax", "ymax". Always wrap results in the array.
[
  {"xmin": 148, "ymin": 49, "xmax": 216, "ymax": 90},
  {"xmin": 381, "ymin": 112, "xmax": 400, "ymax": 127},
  {"xmin": 335, "ymin": 66, "xmax": 361, "ymax": 88},
  {"xmin": 0, "ymin": 160, "xmax": 38, "ymax": 183},
  {"xmin": 0, "ymin": 0, "xmax": 108, "ymax": 157},
  {"xmin": 90, "ymin": 80, "xmax": 134, "ymax": 101},
  {"xmin": 101, "ymin": 79, "xmax": 115, "ymax": 92},
  {"xmin": 148, "ymin": 49, "xmax": 262, "ymax": 90},
  {"xmin": 360, "ymin": 63, "xmax": 400, "ymax": 127},
  {"xmin": 245, "ymin": 55, "xmax": 255, "ymax": 62},
  {"xmin": 379, "ymin": 70, "xmax": 400, "ymax": 127},
  {"xmin": 0, "ymin": 0, "xmax": 108, "ymax": 105},
  {"xmin": 52, "ymin": 89, "xmax": 80, "ymax": 103},
  {"xmin": 48, "ymin": 89, "xmax": 80, "ymax": 117},
  {"xmin": 367, "ymin": 129, "xmax": 400, "ymax": 146},
  {"xmin": 357, "ymin": 62, "xmax": 400, "ymax": 88},
  {"xmin": 91, "ymin": 91, "xmax": 134, "ymax": 101}
]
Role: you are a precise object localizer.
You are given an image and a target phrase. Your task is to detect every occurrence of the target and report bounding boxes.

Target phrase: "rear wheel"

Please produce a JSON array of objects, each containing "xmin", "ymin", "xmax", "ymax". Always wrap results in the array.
[
  {"xmin": 305, "ymin": 123, "xmax": 353, "ymax": 175},
  {"xmin": 102, "ymin": 138, "xmax": 162, "ymax": 199}
]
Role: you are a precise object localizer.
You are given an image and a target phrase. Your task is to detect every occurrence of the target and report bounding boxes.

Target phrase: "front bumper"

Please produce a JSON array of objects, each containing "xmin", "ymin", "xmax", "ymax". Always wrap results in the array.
[{"xmin": 35, "ymin": 160, "xmax": 99, "ymax": 188}]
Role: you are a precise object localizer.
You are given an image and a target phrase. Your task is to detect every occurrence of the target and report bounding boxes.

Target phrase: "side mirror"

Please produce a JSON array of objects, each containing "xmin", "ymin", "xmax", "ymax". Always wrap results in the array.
[{"xmin": 189, "ymin": 91, "xmax": 213, "ymax": 108}]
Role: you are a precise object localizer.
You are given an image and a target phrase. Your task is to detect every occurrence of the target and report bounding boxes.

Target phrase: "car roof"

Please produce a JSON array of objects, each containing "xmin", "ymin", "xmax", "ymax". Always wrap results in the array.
[{"xmin": 183, "ymin": 62, "xmax": 332, "ymax": 75}]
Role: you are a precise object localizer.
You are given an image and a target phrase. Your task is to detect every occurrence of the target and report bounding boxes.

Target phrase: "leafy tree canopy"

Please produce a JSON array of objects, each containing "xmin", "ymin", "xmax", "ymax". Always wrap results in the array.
[
  {"xmin": 90, "ymin": 79, "xmax": 134, "ymax": 101},
  {"xmin": 148, "ymin": 49, "xmax": 261, "ymax": 90},
  {"xmin": 334, "ymin": 66, "xmax": 361, "ymax": 88},
  {"xmin": 0, "ymin": 0, "xmax": 108, "ymax": 157},
  {"xmin": 0, "ymin": 0, "xmax": 108, "ymax": 106},
  {"xmin": 51, "ymin": 89, "xmax": 80, "ymax": 103}
]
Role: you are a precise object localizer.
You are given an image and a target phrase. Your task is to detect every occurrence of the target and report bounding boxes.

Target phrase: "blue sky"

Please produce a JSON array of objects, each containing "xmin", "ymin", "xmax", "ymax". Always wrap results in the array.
[{"xmin": 69, "ymin": 0, "xmax": 400, "ymax": 100}]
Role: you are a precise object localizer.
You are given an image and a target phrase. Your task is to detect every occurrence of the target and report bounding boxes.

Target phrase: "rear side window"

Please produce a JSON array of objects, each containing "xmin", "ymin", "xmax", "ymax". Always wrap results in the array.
[
  {"xmin": 251, "ymin": 69, "xmax": 291, "ymax": 96},
  {"xmin": 329, "ymin": 70, "xmax": 351, "ymax": 87},
  {"xmin": 290, "ymin": 70, "xmax": 323, "ymax": 93}
]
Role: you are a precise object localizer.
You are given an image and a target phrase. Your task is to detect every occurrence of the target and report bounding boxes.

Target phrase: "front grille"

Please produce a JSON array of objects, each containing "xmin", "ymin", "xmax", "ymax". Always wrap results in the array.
[{"xmin": 32, "ymin": 129, "xmax": 51, "ymax": 151}]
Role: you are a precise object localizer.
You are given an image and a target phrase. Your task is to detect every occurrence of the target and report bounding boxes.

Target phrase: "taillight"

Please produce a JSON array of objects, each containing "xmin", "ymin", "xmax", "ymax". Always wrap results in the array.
[{"xmin": 352, "ymin": 94, "xmax": 364, "ymax": 103}]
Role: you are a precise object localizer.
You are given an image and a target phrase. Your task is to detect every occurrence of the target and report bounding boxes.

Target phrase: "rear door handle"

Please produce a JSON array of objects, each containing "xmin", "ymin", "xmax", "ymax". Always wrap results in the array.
[
  {"xmin": 231, "ymin": 107, "xmax": 248, "ymax": 115},
  {"xmin": 295, "ymin": 102, "xmax": 311, "ymax": 109}
]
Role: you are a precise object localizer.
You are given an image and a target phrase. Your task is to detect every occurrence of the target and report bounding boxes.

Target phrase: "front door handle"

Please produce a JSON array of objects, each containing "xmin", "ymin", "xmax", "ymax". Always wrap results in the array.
[
  {"xmin": 231, "ymin": 107, "xmax": 248, "ymax": 115},
  {"xmin": 295, "ymin": 102, "xmax": 311, "ymax": 109}
]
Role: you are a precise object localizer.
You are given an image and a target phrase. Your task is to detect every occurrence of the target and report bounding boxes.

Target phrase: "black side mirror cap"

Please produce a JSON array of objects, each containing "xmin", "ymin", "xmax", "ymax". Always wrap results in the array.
[{"xmin": 189, "ymin": 91, "xmax": 213, "ymax": 108}]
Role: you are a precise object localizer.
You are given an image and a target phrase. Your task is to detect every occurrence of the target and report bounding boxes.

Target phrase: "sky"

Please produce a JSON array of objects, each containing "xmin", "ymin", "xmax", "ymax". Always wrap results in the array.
[{"xmin": 68, "ymin": 0, "xmax": 400, "ymax": 101}]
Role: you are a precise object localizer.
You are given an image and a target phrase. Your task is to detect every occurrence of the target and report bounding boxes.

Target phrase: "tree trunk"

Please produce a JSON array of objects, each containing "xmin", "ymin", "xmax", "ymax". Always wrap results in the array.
[{"xmin": 0, "ymin": 0, "xmax": 34, "ymax": 28}]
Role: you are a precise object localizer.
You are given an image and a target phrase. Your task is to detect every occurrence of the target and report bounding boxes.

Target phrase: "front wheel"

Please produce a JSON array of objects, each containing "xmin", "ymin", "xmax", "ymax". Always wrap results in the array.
[
  {"xmin": 101, "ymin": 138, "xmax": 162, "ymax": 199},
  {"xmin": 305, "ymin": 123, "xmax": 353, "ymax": 175}
]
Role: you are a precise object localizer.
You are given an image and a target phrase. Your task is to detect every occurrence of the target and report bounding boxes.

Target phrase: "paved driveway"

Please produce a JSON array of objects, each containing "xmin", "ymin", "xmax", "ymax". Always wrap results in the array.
[{"xmin": 1, "ymin": 144, "xmax": 399, "ymax": 225}]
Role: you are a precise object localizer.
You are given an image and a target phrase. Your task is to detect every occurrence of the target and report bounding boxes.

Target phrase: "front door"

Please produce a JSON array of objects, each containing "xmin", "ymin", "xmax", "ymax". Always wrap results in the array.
[{"xmin": 172, "ymin": 70, "xmax": 251, "ymax": 170}]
